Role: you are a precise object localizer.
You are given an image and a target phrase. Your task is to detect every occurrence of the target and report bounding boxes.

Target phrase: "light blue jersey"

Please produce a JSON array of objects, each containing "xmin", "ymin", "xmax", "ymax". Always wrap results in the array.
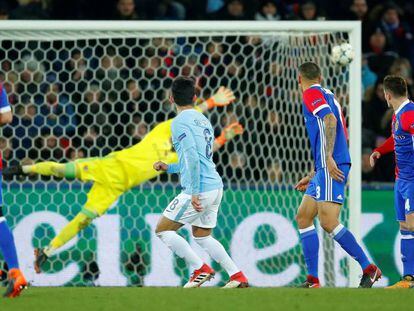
[{"xmin": 167, "ymin": 109, "xmax": 223, "ymax": 195}]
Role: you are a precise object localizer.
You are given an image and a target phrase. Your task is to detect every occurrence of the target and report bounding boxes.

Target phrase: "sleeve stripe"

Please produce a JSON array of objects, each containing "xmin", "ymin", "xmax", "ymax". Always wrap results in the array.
[
  {"xmin": 0, "ymin": 106, "xmax": 11, "ymax": 113},
  {"xmin": 312, "ymin": 104, "xmax": 330, "ymax": 116}
]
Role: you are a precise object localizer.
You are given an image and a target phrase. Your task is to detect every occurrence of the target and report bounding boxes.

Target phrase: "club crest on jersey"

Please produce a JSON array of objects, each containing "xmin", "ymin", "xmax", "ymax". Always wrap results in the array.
[{"xmin": 394, "ymin": 120, "xmax": 399, "ymax": 131}]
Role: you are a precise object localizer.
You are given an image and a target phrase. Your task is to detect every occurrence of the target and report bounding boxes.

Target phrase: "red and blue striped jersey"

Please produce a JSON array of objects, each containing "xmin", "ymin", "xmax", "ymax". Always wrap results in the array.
[
  {"xmin": 302, "ymin": 84, "xmax": 351, "ymax": 171},
  {"xmin": 391, "ymin": 100, "xmax": 414, "ymax": 181},
  {"xmin": 0, "ymin": 83, "xmax": 11, "ymax": 170}
]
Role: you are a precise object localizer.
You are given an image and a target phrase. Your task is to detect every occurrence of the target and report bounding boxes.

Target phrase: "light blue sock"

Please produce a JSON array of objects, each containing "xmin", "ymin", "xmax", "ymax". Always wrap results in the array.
[
  {"xmin": 332, "ymin": 224, "xmax": 370, "ymax": 270},
  {"xmin": 299, "ymin": 225, "xmax": 319, "ymax": 278},
  {"xmin": 0, "ymin": 216, "xmax": 19, "ymax": 269},
  {"xmin": 400, "ymin": 230, "xmax": 414, "ymax": 277}
]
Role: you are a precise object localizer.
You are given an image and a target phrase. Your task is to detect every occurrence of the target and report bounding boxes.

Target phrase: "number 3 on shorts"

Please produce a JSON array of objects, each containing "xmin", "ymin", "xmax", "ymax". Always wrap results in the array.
[
  {"xmin": 168, "ymin": 198, "xmax": 179, "ymax": 211},
  {"xmin": 316, "ymin": 186, "xmax": 321, "ymax": 199}
]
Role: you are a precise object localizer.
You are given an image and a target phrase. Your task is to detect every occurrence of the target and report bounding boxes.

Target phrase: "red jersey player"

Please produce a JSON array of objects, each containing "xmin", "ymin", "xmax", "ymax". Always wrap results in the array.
[{"xmin": 370, "ymin": 75, "xmax": 414, "ymax": 289}]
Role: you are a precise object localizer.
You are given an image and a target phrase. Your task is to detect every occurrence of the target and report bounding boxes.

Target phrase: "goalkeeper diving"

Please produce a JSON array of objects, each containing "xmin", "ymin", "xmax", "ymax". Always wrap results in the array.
[{"xmin": 3, "ymin": 87, "xmax": 243, "ymax": 274}]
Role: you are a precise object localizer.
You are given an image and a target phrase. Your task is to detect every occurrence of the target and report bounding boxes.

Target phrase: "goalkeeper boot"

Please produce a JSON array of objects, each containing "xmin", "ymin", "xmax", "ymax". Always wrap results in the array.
[
  {"xmin": 298, "ymin": 275, "xmax": 320, "ymax": 288},
  {"xmin": 223, "ymin": 271, "xmax": 249, "ymax": 288},
  {"xmin": 358, "ymin": 264, "xmax": 382, "ymax": 288},
  {"xmin": 3, "ymin": 268, "xmax": 27, "ymax": 298},
  {"xmin": 386, "ymin": 275, "xmax": 414, "ymax": 289},
  {"xmin": 184, "ymin": 264, "xmax": 215, "ymax": 288},
  {"xmin": 2, "ymin": 165, "xmax": 24, "ymax": 179},
  {"xmin": 34, "ymin": 248, "xmax": 49, "ymax": 274}
]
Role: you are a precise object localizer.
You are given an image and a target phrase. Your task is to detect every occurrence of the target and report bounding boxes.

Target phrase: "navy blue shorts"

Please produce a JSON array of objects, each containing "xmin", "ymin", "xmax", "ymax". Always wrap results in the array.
[
  {"xmin": 305, "ymin": 164, "xmax": 350, "ymax": 205},
  {"xmin": 394, "ymin": 179, "xmax": 414, "ymax": 221}
]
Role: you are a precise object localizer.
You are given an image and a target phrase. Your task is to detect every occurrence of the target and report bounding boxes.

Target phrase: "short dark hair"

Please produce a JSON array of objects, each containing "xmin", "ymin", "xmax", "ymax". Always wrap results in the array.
[
  {"xmin": 383, "ymin": 75, "xmax": 407, "ymax": 97},
  {"xmin": 298, "ymin": 62, "xmax": 321, "ymax": 81},
  {"xmin": 171, "ymin": 76, "xmax": 196, "ymax": 106}
]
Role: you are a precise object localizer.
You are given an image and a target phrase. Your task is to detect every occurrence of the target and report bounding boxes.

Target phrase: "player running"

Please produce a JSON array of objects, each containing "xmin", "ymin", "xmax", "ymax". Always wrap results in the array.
[
  {"xmin": 294, "ymin": 62, "xmax": 381, "ymax": 288},
  {"xmin": 154, "ymin": 77, "xmax": 248, "ymax": 288},
  {"xmin": 3, "ymin": 86, "xmax": 243, "ymax": 274},
  {"xmin": 0, "ymin": 83, "xmax": 28, "ymax": 298},
  {"xmin": 370, "ymin": 75, "xmax": 414, "ymax": 289}
]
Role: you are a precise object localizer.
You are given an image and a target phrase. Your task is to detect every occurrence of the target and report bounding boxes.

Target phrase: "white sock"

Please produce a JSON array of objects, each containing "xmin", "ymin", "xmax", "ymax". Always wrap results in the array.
[
  {"xmin": 194, "ymin": 235, "xmax": 239, "ymax": 277},
  {"xmin": 157, "ymin": 231, "xmax": 203, "ymax": 270}
]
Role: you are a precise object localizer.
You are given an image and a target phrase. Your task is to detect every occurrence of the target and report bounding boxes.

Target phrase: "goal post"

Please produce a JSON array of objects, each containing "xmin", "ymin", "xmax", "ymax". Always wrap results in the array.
[{"xmin": 0, "ymin": 21, "xmax": 362, "ymax": 287}]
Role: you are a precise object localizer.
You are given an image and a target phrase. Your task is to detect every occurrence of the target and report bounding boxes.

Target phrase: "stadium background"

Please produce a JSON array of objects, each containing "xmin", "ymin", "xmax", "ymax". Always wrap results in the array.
[{"xmin": 0, "ymin": 0, "xmax": 412, "ymax": 288}]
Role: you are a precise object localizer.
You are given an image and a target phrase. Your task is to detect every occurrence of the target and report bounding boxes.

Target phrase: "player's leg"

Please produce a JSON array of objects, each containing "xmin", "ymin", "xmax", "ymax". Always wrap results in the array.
[
  {"xmin": 156, "ymin": 193, "xmax": 214, "ymax": 288},
  {"xmin": 3, "ymin": 161, "xmax": 80, "ymax": 179},
  {"xmin": 0, "ymin": 206, "xmax": 27, "ymax": 297},
  {"xmin": 34, "ymin": 182, "xmax": 120, "ymax": 273},
  {"xmin": 388, "ymin": 180, "xmax": 414, "ymax": 289},
  {"xmin": 317, "ymin": 165, "xmax": 380, "ymax": 288},
  {"xmin": 295, "ymin": 178, "xmax": 320, "ymax": 287},
  {"xmin": 0, "ymin": 171, "xmax": 27, "ymax": 297},
  {"xmin": 191, "ymin": 189, "xmax": 248, "ymax": 288}
]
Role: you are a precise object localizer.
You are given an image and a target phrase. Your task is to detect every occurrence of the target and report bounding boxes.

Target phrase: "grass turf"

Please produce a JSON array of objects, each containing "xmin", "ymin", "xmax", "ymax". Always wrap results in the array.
[{"xmin": 0, "ymin": 287, "xmax": 409, "ymax": 311}]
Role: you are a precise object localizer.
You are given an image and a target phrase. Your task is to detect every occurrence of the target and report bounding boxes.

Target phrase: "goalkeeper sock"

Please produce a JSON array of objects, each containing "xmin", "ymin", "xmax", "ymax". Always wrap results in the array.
[
  {"xmin": 45, "ymin": 212, "xmax": 92, "ymax": 257},
  {"xmin": 299, "ymin": 225, "xmax": 319, "ymax": 278},
  {"xmin": 157, "ymin": 231, "xmax": 203, "ymax": 270},
  {"xmin": 400, "ymin": 230, "xmax": 414, "ymax": 277},
  {"xmin": 0, "ymin": 215, "xmax": 19, "ymax": 269},
  {"xmin": 332, "ymin": 224, "xmax": 370, "ymax": 270},
  {"xmin": 23, "ymin": 162, "xmax": 78, "ymax": 179},
  {"xmin": 194, "ymin": 235, "xmax": 239, "ymax": 276}
]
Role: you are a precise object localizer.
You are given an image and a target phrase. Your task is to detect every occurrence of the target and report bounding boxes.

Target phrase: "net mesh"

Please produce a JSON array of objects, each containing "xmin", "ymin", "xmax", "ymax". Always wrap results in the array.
[{"xmin": 0, "ymin": 29, "xmax": 352, "ymax": 287}]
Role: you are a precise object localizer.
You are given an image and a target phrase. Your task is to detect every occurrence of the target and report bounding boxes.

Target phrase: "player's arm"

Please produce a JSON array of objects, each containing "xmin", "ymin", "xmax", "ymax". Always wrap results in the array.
[
  {"xmin": 196, "ymin": 86, "xmax": 236, "ymax": 113},
  {"xmin": 0, "ymin": 86, "xmax": 12, "ymax": 125},
  {"xmin": 303, "ymin": 88, "xmax": 344, "ymax": 182},
  {"xmin": 294, "ymin": 170, "xmax": 315, "ymax": 192},
  {"xmin": 369, "ymin": 136, "xmax": 395, "ymax": 167},
  {"xmin": 213, "ymin": 122, "xmax": 244, "ymax": 152}
]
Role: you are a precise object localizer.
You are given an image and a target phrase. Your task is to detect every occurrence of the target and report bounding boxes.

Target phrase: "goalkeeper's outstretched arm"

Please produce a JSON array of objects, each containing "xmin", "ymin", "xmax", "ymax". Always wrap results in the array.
[{"xmin": 196, "ymin": 86, "xmax": 236, "ymax": 113}]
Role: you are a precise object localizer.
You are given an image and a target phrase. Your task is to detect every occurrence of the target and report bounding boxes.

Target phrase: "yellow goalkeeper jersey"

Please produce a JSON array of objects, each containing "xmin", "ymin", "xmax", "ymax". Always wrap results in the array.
[{"xmin": 109, "ymin": 118, "xmax": 178, "ymax": 189}]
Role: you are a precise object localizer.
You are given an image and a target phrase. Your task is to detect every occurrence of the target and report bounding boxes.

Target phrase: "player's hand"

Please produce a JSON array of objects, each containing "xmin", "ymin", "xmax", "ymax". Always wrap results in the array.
[
  {"xmin": 326, "ymin": 155, "xmax": 345, "ymax": 182},
  {"xmin": 153, "ymin": 161, "xmax": 168, "ymax": 171},
  {"xmin": 209, "ymin": 86, "xmax": 236, "ymax": 107},
  {"xmin": 295, "ymin": 176, "xmax": 311, "ymax": 192},
  {"xmin": 369, "ymin": 151, "xmax": 381, "ymax": 167},
  {"xmin": 191, "ymin": 195, "xmax": 203, "ymax": 212},
  {"xmin": 223, "ymin": 122, "xmax": 244, "ymax": 141}
]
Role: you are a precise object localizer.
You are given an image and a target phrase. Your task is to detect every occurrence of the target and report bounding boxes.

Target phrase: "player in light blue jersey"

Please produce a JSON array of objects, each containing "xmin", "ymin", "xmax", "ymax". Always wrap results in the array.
[{"xmin": 153, "ymin": 77, "xmax": 248, "ymax": 288}]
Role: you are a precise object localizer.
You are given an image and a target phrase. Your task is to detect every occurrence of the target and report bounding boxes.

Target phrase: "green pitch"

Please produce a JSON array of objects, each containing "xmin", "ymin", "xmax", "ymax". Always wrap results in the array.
[{"xmin": 0, "ymin": 287, "xmax": 409, "ymax": 311}]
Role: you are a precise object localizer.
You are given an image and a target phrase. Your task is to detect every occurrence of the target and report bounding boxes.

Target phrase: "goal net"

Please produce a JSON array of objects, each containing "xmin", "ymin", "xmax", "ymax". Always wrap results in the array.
[{"xmin": 0, "ymin": 21, "xmax": 361, "ymax": 287}]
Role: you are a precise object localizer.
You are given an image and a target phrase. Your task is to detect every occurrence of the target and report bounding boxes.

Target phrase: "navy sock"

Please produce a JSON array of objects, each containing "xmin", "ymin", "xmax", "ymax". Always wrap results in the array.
[
  {"xmin": 299, "ymin": 225, "xmax": 319, "ymax": 278},
  {"xmin": 400, "ymin": 230, "xmax": 414, "ymax": 277},
  {"xmin": 0, "ymin": 217, "xmax": 19, "ymax": 269},
  {"xmin": 332, "ymin": 224, "xmax": 370, "ymax": 270}
]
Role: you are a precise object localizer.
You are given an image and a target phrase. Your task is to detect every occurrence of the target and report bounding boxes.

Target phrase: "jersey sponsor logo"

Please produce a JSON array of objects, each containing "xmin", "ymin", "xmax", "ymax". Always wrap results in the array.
[{"xmin": 178, "ymin": 133, "xmax": 186, "ymax": 141}]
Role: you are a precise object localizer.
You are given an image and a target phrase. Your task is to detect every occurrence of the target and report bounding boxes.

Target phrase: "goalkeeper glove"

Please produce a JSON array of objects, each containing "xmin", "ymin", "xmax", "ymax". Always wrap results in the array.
[
  {"xmin": 206, "ymin": 86, "xmax": 236, "ymax": 109},
  {"xmin": 215, "ymin": 122, "xmax": 244, "ymax": 146}
]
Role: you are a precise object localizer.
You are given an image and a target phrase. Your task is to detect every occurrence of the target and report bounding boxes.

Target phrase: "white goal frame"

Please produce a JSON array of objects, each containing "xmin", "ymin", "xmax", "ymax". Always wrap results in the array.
[{"xmin": 0, "ymin": 20, "xmax": 362, "ymax": 287}]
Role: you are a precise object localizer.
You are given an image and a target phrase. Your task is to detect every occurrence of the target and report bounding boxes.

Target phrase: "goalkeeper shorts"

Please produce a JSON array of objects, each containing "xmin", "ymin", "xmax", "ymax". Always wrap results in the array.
[
  {"xmin": 162, "ymin": 188, "xmax": 223, "ymax": 228},
  {"xmin": 75, "ymin": 157, "xmax": 127, "ymax": 216}
]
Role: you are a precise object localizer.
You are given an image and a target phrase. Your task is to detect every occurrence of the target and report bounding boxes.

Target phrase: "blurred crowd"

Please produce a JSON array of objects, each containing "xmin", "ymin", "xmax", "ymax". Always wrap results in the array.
[{"xmin": 0, "ymin": 0, "xmax": 413, "ymax": 184}]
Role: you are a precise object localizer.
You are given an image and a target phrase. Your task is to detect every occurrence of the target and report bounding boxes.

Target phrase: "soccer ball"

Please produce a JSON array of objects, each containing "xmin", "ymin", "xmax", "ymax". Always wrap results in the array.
[{"xmin": 330, "ymin": 43, "xmax": 354, "ymax": 66}]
